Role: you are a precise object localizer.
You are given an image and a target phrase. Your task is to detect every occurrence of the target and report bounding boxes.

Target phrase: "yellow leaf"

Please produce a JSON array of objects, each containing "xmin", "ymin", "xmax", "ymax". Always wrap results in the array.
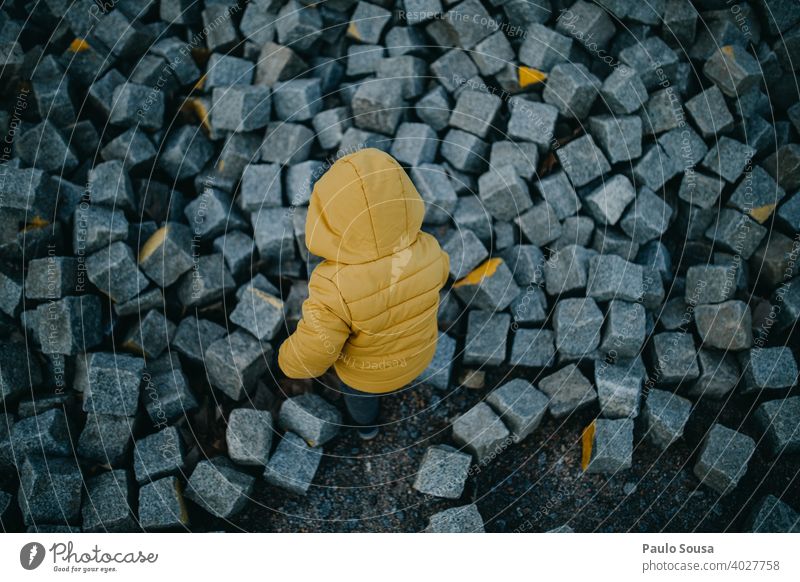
[
  {"xmin": 518, "ymin": 66, "xmax": 547, "ymax": 88},
  {"xmin": 68, "ymin": 38, "xmax": 90, "ymax": 52},
  {"xmin": 139, "ymin": 225, "xmax": 168, "ymax": 264},
  {"xmin": 749, "ymin": 204, "xmax": 775, "ymax": 224},
  {"xmin": 188, "ymin": 98, "xmax": 211, "ymax": 132},
  {"xmin": 581, "ymin": 419, "xmax": 596, "ymax": 471},
  {"xmin": 22, "ymin": 216, "xmax": 50, "ymax": 232},
  {"xmin": 346, "ymin": 22, "xmax": 361, "ymax": 41},
  {"xmin": 453, "ymin": 258, "xmax": 503, "ymax": 288}
]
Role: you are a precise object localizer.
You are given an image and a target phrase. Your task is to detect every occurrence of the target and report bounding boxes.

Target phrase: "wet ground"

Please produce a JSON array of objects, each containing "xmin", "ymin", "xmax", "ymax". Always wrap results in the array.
[{"xmin": 199, "ymin": 364, "xmax": 800, "ymax": 533}]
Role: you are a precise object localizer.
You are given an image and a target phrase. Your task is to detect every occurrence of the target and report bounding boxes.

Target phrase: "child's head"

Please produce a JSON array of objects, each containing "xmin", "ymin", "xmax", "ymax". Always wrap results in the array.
[{"xmin": 305, "ymin": 149, "xmax": 425, "ymax": 264}]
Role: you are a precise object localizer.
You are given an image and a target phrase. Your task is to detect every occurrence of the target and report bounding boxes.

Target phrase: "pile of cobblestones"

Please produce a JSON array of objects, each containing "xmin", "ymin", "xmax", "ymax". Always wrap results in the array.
[{"xmin": 0, "ymin": 0, "xmax": 798, "ymax": 533}]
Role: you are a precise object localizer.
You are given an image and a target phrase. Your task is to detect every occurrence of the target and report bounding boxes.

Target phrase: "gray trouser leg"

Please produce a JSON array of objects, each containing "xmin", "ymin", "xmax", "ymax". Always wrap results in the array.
[{"xmin": 342, "ymin": 384, "xmax": 380, "ymax": 426}]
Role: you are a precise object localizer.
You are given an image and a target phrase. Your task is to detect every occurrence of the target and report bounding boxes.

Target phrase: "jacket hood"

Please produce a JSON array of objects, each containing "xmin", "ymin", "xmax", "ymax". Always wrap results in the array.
[{"xmin": 305, "ymin": 148, "xmax": 425, "ymax": 264}]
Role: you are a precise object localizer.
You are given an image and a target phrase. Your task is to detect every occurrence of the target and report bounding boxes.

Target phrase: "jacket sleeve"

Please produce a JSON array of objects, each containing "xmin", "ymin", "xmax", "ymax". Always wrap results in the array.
[{"xmin": 278, "ymin": 271, "xmax": 352, "ymax": 379}]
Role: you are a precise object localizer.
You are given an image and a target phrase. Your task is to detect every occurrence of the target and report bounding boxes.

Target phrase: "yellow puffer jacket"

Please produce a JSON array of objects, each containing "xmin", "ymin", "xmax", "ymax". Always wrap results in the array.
[{"xmin": 277, "ymin": 149, "xmax": 451, "ymax": 393}]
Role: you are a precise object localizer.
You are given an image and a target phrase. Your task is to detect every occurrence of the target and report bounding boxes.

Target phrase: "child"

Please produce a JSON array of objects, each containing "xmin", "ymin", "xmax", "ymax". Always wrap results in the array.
[{"xmin": 277, "ymin": 148, "xmax": 450, "ymax": 439}]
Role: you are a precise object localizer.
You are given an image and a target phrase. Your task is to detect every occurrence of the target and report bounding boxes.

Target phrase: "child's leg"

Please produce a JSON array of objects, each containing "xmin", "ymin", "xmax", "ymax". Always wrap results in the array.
[{"xmin": 341, "ymin": 384, "xmax": 380, "ymax": 426}]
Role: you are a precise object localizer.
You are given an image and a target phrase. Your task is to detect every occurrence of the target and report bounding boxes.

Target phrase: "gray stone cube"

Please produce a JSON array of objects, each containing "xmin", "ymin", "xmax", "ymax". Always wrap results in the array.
[
  {"xmin": 702, "ymin": 137, "xmax": 756, "ymax": 185},
  {"xmin": 539, "ymin": 364, "xmax": 597, "ymax": 418},
  {"xmin": 556, "ymin": 134, "xmax": 610, "ymax": 187},
  {"xmin": 204, "ymin": 53, "xmax": 253, "ymax": 90},
  {"xmin": 452, "ymin": 258, "xmax": 520, "ymax": 311},
  {"xmin": 449, "ymin": 90, "xmax": 502, "ymax": 139},
  {"xmin": 82, "ymin": 352, "xmax": 145, "ymax": 416},
  {"xmin": 390, "ymin": 123, "xmax": 438, "ymax": 166},
  {"xmin": 600, "ymin": 65, "xmax": 648, "ymax": 115},
  {"xmin": 419, "ymin": 332, "xmax": 457, "ymax": 390},
  {"xmin": 704, "ymin": 44, "xmax": 761, "ymax": 97},
  {"xmin": 753, "ymin": 396, "xmax": 800, "ymax": 458},
  {"xmin": 18, "ymin": 455, "xmax": 82, "ymax": 526},
  {"xmin": 739, "ymin": 347, "xmax": 798, "ymax": 394},
  {"xmin": 643, "ymin": 389, "xmax": 692, "ymax": 450},
  {"xmin": 273, "ymin": 79, "xmax": 322, "ymax": 122},
  {"xmin": 510, "ymin": 328, "xmax": 555, "ymax": 368},
  {"xmin": 472, "ymin": 31, "xmax": 514, "ymax": 76},
  {"xmin": 227, "ymin": 409, "xmax": 274, "ymax": 466},
  {"xmin": 553, "ymin": 298, "xmax": 604, "ymax": 358},
  {"xmin": 427, "ymin": 504, "xmax": 485, "ymax": 532},
  {"xmin": 694, "ymin": 300, "xmax": 752, "ymax": 351},
  {"xmin": 352, "ymin": 78, "xmax": 404, "ymax": 135},
  {"xmin": 416, "ymin": 87, "xmax": 451, "ymax": 131},
  {"xmin": 442, "ymin": 230, "xmax": 488, "ymax": 280},
  {"xmin": 411, "ymin": 163, "xmax": 458, "ymax": 225},
  {"xmin": 239, "ymin": 163, "xmax": 282, "ymax": 213},
  {"xmin": 185, "ymin": 456, "xmax": 255, "ymax": 519},
  {"xmin": 515, "ymin": 202, "xmax": 562, "ymax": 247},
  {"xmin": 507, "ymin": 98, "xmax": 558, "ymax": 152},
  {"xmin": 36, "ymin": 295, "xmax": 103, "ymax": 356},
  {"xmin": 501, "ymin": 244, "xmax": 545, "ymax": 287},
  {"xmin": 133, "ymin": 426, "xmax": 186, "ymax": 484},
  {"xmin": 261, "ymin": 122, "xmax": 314, "ymax": 165},
  {"xmin": 600, "ymin": 300, "xmax": 645, "ymax": 358},
  {"xmin": 413, "ymin": 444, "xmax": 471, "ymax": 499},
  {"xmin": 620, "ymin": 187, "xmax": 673, "ymax": 244},
  {"xmin": 86, "ymin": 242, "xmax": 148, "ymax": 304},
  {"xmin": 431, "ymin": 49, "xmax": 478, "ymax": 93},
  {"xmin": 110, "ymin": 82, "xmax": 163, "ymax": 131},
  {"xmin": 685, "ymin": 85, "xmax": 734, "ymax": 139},
  {"xmin": 122, "ymin": 309, "xmax": 175, "ymax": 359},
  {"xmin": 633, "ymin": 144, "xmax": 681, "ymax": 191},
  {"xmin": 441, "ymin": 128, "xmax": 488, "ymax": 173},
  {"xmin": 584, "ymin": 174, "xmax": 635, "ymax": 226},
  {"xmin": 747, "ymin": 495, "xmax": 800, "ymax": 533},
  {"xmin": 694, "ymin": 423, "xmax": 755, "ymax": 496},
  {"xmin": 312, "ymin": 107, "xmax": 352, "ymax": 150},
  {"xmin": 705, "ymin": 208, "xmax": 767, "ymax": 260},
  {"xmin": 588, "ymin": 254, "xmax": 644, "ymax": 302},
  {"xmin": 138, "ymin": 476, "xmax": 189, "ymax": 530},
  {"xmin": 478, "ymin": 164, "xmax": 532, "ymax": 221},
  {"xmin": 685, "ymin": 265, "xmax": 735, "ymax": 305},
  {"xmin": 77, "ymin": 414, "xmax": 135, "ymax": 465},
  {"xmin": 144, "ymin": 369, "xmax": 198, "ymax": 426},
  {"xmin": 452, "ymin": 402, "xmax": 511, "ymax": 463},
  {"xmin": 263, "ymin": 431, "xmax": 322, "ymax": 496},
  {"xmin": 490, "ymin": 141, "xmax": 539, "ymax": 182},
  {"xmin": 172, "ymin": 316, "xmax": 227, "ymax": 365},
  {"xmin": 650, "ymin": 332, "xmax": 699, "ymax": 384},
  {"xmin": 279, "ymin": 393, "xmax": 342, "ymax": 447},
  {"xmin": 205, "ymin": 330, "xmax": 271, "ymax": 401},
  {"xmin": 211, "ymin": 85, "xmax": 270, "ymax": 132},
  {"xmin": 486, "ymin": 378, "xmax": 549, "ymax": 442},
  {"xmin": 463, "ymin": 310, "xmax": 510, "ymax": 367},
  {"xmin": 138, "ymin": 223, "xmax": 194, "ymax": 288},
  {"xmin": 82, "ymin": 470, "xmax": 135, "ymax": 532},
  {"xmin": 10, "ymin": 408, "xmax": 72, "ymax": 458},
  {"xmin": 688, "ymin": 349, "xmax": 740, "ymax": 400},
  {"xmin": 584, "ymin": 417, "xmax": 633, "ymax": 474},
  {"xmin": 543, "ymin": 63, "xmax": 600, "ymax": 119},
  {"xmin": 596, "ymin": 358, "xmax": 645, "ymax": 419},
  {"xmin": 619, "ymin": 36, "xmax": 678, "ymax": 90},
  {"xmin": 230, "ymin": 285, "xmax": 285, "ymax": 342},
  {"xmin": 589, "ymin": 115, "xmax": 642, "ymax": 164},
  {"xmin": 25, "ymin": 256, "xmax": 79, "ymax": 300},
  {"xmin": 518, "ymin": 23, "xmax": 572, "ymax": 71},
  {"xmin": 543, "ymin": 244, "xmax": 591, "ymax": 295}
]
